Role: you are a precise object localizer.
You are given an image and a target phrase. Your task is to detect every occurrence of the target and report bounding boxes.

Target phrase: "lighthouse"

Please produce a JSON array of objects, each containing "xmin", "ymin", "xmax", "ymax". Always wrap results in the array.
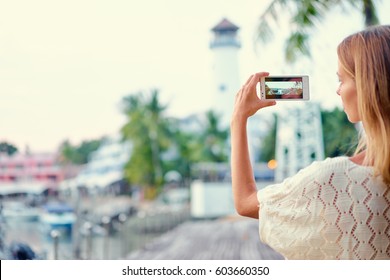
[
  {"xmin": 210, "ymin": 18, "xmax": 241, "ymax": 127},
  {"xmin": 209, "ymin": 18, "xmax": 261, "ymax": 164},
  {"xmin": 190, "ymin": 18, "xmax": 242, "ymax": 219}
]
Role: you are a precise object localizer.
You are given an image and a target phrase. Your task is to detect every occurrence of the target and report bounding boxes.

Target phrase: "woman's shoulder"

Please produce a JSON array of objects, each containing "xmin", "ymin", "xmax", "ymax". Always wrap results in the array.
[
  {"xmin": 304, "ymin": 156, "xmax": 370, "ymax": 173},
  {"xmin": 259, "ymin": 156, "xmax": 375, "ymax": 196},
  {"xmin": 311, "ymin": 156, "xmax": 351, "ymax": 167},
  {"xmin": 297, "ymin": 156, "xmax": 351, "ymax": 176},
  {"xmin": 309, "ymin": 156, "xmax": 376, "ymax": 173},
  {"xmin": 284, "ymin": 156, "xmax": 366, "ymax": 187},
  {"xmin": 293, "ymin": 156, "xmax": 383, "ymax": 190}
]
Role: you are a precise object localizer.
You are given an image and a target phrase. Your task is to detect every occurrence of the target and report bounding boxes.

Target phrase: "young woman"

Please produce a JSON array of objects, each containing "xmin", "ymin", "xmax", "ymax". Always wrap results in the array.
[{"xmin": 231, "ymin": 25, "xmax": 390, "ymax": 259}]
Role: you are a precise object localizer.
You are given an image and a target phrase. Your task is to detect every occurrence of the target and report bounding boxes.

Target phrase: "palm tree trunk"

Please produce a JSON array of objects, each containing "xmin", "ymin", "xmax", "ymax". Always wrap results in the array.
[
  {"xmin": 362, "ymin": 0, "xmax": 379, "ymax": 27},
  {"xmin": 149, "ymin": 128, "xmax": 163, "ymax": 186}
]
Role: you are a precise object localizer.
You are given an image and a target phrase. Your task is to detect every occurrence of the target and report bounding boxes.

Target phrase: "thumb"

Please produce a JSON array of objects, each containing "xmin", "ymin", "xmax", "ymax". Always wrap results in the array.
[{"xmin": 258, "ymin": 100, "xmax": 277, "ymax": 109}]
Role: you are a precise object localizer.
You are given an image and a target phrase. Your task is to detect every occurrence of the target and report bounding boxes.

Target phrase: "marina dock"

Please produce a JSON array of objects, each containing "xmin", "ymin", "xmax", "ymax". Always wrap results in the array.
[
  {"xmin": 126, "ymin": 216, "xmax": 284, "ymax": 260},
  {"xmin": 2, "ymin": 195, "xmax": 284, "ymax": 260}
]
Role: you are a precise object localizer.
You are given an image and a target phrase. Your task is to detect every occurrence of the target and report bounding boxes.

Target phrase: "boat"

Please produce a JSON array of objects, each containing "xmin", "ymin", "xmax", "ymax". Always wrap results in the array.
[
  {"xmin": 2, "ymin": 201, "xmax": 41, "ymax": 221},
  {"xmin": 40, "ymin": 202, "xmax": 76, "ymax": 233}
]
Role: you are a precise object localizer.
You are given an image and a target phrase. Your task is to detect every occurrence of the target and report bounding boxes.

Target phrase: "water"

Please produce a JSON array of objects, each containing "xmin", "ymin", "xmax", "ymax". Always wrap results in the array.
[
  {"xmin": 2, "ymin": 206, "xmax": 190, "ymax": 260},
  {"xmin": 1, "ymin": 182, "xmax": 273, "ymax": 259}
]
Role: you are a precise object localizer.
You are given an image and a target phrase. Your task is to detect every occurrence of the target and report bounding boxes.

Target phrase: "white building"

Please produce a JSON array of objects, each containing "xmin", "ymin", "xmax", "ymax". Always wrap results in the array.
[
  {"xmin": 209, "ymin": 18, "xmax": 265, "ymax": 164},
  {"xmin": 190, "ymin": 18, "xmax": 243, "ymax": 219},
  {"xmin": 59, "ymin": 135, "xmax": 132, "ymax": 194},
  {"xmin": 210, "ymin": 18, "xmax": 241, "ymax": 127},
  {"xmin": 191, "ymin": 18, "xmax": 325, "ymax": 218},
  {"xmin": 275, "ymin": 103, "xmax": 324, "ymax": 182}
]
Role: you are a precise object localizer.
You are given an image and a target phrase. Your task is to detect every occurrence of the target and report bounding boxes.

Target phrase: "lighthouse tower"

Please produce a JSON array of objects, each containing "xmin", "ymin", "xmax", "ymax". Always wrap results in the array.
[{"xmin": 210, "ymin": 18, "xmax": 241, "ymax": 127}]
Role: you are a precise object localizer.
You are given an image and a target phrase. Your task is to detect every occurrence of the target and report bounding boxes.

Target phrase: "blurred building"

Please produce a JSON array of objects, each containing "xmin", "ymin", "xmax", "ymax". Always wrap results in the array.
[
  {"xmin": 209, "ymin": 17, "xmax": 271, "ymax": 164},
  {"xmin": 59, "ymin": 135, "xmax": 132, "ymax": 195},
  {"xmin": 0, "ymin": 152, "xmax": 64, "ymax": 184},
  {"xmin": 190, "ymin": 18, "xmax": 276, "ymax": 219},
  {"xmin": 275, "ymin": 103, "xmax": 324, "ymax": 182},
  {"xmin": 210, "ymin": 18, "xmax": 241, "ymax": 128},
  {"xmin": 0, "ymin": 152, "xmax": 64, "ymax": 196}
]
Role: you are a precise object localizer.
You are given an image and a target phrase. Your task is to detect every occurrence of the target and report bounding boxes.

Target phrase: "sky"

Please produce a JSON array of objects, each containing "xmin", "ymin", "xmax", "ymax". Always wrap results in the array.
[{"xmin": 1, "ymin": 0, "xmax": 389, "ymax": 153}]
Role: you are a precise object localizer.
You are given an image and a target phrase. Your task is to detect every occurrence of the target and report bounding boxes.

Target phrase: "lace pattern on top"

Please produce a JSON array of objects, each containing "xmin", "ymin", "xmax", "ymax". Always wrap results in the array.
[{"xmin": 257, "ymin": 157, "xmax": 390, "ymax": 260}]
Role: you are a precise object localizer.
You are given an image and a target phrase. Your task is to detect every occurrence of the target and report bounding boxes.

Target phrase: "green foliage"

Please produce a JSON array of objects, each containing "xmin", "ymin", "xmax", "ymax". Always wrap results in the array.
[
  {"xmin": 167, "ymin": 124, "xmax": 202, "ymax": 182},
  {"xmin": 321, "ymin": 107, "xmax": 359, "ymax": 157},
  {"xmin": 285, "ymin": 31, "xmax": 310, "ymax": 63},
  {"xmin": 257, "ymin": 0, "xmax": 380, "ymax": 63},
  {"xmin": 162, "ymin": 110, "xmax": 228, "ymax": 185},
  {"xmin": 59, "ymin": 139, "xmax": 101, "ymax": 164},
  {"xmin": 259, "ymin": 114, "xmax": 277, "ymax": 162},
  {"xmin": 0, "ymin": 142, "xmax": 18, "ymax": 156},
  {"xmin": 120, "ymin": 90, "xmax": 229, "ymax": 193},
  {"xmin": 121, "ymin": 89, "xmax": 171, "ymax": 191},
  {"xmin": 259, "ymin": 107, "xmax": 359, "ymax": 161},
  {"xmin": 199, "ymin": 110, "xmax": 229, "ymax": 163},
  {"xmin": 176, "ymin": 110, "xmax": 229, "ymax": 181}
]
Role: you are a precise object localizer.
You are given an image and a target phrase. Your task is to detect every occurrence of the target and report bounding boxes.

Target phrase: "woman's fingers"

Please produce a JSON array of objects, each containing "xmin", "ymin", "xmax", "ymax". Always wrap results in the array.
[
  {"xmin": 243, "ymin": 71, "xmax": 268, "ymax": 87},
  {"xmin": 259, "ymin": 100, "xmax": 277, "ymax": 108},
  {"xmin": 233, "ymin": 72, "xmax": 276, "ymax": 118},
  {"xmin": 243, "ymin": 74, "xmax": 255, "ymax": 86},
  {"xmin": 249, "ymin": 72, "xmax": 269, "ymax": 90}
]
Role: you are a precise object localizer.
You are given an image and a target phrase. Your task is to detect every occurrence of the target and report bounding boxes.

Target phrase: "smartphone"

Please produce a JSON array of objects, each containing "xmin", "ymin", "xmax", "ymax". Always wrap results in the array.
[{"xmin": 260, "ymin": 75, "xmax": 310, "ymax": 101}]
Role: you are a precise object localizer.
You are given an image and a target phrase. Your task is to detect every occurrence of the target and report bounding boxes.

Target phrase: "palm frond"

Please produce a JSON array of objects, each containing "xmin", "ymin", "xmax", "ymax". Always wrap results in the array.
[
  {"xmin": 256, "ymin": 0, "xmax": 381, "ymax": 64},
  {"xmin": 257, "ymin": 0, "xmax": 292, "ymax": 42},
  {"xmin": 285, "ymin": 31, "xmax": 311, "ymax": 63}
]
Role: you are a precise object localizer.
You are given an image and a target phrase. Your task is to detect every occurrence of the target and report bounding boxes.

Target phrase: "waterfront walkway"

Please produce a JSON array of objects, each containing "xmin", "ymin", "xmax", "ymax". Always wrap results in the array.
[{"xmin": 126, "ymin": 216, "xmax": 284, "ymax": 260}]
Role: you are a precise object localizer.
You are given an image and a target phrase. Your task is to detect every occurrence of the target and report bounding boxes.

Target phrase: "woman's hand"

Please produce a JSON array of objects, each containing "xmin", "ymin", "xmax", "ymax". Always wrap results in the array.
[
  {"xmin": 232, "ymin": 72, "xmax": 276, "ymax": 122},
  {"xmin": 230, "ymin": 72, "xmax": 276, "ymax": 219}
]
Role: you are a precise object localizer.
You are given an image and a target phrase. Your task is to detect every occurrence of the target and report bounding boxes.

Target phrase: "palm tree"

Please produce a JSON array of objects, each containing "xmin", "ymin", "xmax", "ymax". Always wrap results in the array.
[
  {"xmin": 168, "ymin": 121, "xmax": 203, "ymax": 184},
  {"xmin": 200, "ymin": 110, "xmax": 229, "ymax": 163},
  {"xmin": 167, "ymin": 110, "xmax": 229, "ymax": 183},
  {"xmin": 121, "ymin": 89, "xmax": 171, "ymax": 197},
  {"xmin": 257, "ymin": 0, "xmax": 380, "ymax": 62}
]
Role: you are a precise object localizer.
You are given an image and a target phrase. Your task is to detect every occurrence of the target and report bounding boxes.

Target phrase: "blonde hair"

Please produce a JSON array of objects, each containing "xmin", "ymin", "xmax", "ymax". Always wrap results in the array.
[{"xmin": 337, "ymin": 25, "xmax": 390, "ymax": 185}]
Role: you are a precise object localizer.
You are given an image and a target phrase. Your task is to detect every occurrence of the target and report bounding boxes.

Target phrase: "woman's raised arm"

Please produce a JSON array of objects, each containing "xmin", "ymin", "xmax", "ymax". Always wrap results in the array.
[{"xmin": 230, "ymin": 72, "xmax": 276, "ymax": 219}]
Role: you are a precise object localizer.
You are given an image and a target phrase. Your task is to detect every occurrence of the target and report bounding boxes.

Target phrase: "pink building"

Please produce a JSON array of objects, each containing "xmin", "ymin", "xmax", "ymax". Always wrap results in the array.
[{"xmin": 0, "ymin": 153, "xmax": 65, "ymax": 187}]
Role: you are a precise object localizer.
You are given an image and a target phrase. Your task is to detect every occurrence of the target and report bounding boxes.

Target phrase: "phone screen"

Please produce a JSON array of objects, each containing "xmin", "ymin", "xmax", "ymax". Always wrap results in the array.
[{"xmin": 264, "ymin": 77, "xmax": 305, "ymax": 100}]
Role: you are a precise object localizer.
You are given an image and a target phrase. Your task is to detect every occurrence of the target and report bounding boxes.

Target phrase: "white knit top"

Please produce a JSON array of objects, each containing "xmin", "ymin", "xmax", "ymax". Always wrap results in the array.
[{"xmin": 257, "ymin": 157, "xmax": 390, "ymax": 260}]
